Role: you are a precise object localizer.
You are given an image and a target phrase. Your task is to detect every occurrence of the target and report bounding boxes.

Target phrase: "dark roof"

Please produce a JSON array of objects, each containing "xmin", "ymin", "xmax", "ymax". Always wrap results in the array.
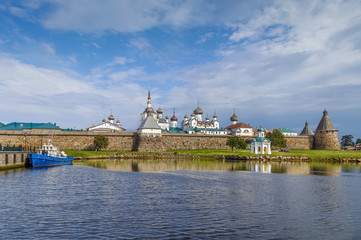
[
  {"xmin": 194, "ymin": 106, "xmax": 203, "ymax": 115},
  {"xmin": 171, "ymin": 114, "xmax": 178, "ymax": 121},
  {"xmin": 225, "ymin": 122, "xmax": 252, "ymax": 129},
  {"xmin": 316, "ymin": 109, "xmax": 336, "ymax": 131},
  {"xmin": 300, "ymin": 121, "xmax": 314, "ymax": 135},
  {"xmin": 0, "ymin": 122, "xmax": 61, "ymax": 131},
  {"xmin": 158, "ymin": 118, "xmax": 167, "ymax": 123}
]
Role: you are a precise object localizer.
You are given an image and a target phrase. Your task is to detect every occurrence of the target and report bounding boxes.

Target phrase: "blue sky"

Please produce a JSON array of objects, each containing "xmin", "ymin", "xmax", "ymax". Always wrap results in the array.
[{"xmin": 0, "ymin": 0, "xmax": 361, "ymax": 140}]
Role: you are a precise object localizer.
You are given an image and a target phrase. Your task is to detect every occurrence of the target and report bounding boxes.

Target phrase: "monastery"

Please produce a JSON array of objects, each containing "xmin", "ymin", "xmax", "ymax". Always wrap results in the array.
[{"xmin": 0, "ymin": 88, "xmax": 341, "ymax": 152}]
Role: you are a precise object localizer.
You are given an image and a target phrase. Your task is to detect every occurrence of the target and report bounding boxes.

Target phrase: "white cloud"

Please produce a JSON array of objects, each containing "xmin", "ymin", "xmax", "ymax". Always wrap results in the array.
[
  {"xmin": 129, "ymin": 38, "xmax": 150, "ymax": 51},
  {"xmin": 69, "ymin": 55, "xmax": 77, "ymax": 64},
  {"xmin": 0, "ymin": 56, "xmax": 147, "ymax": 130},
  {"xmin": 92, "ymin": 42, "xmax": 102, "ymax": 48},
  {"xmin": 9, "ymin": 6, "xmax": 27, "ymax": 18},
  {"xmin": 42, "ymin": 43, "xmax": 56, "ymax": 55},
  {"xmin": 110, "ymin": 56, "xmax": 127, "ymax": 66},
  {"xmin": 196, "ymin": 32, "xmax": 214, "ymax": 44},
  {"xmin": 28, "ymin": 0, "xmax": 263, "ymax": 33}
]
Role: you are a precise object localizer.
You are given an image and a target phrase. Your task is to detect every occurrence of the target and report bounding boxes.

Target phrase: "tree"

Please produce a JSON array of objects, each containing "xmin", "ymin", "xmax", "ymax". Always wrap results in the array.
[
  {"xmin": 266, "ymin": 129, "xmax": 287, "ymax": 148},
  {"xmin": 94, "ymin": 135, "xmax": 109, "ymax": 150},
  {"xmin": 356, "ymin": 138, "xmax": 361, "ymax": 145},
  {"xmin": 341, "ymin": 135, "xmax": 354, "ymax": 147},
  {"xmin": 237, "ymin": 138, "xmax": 247, "ymax": 150},
  {"xmin": 226, "ymin": 136, "xmax": 239, "ymax": 152}
]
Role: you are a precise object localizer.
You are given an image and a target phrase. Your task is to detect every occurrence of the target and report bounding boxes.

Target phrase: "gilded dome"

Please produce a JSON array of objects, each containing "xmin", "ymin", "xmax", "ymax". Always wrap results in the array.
[
  {"xmin": 230, "ymin": 113, "xmax": 238, "ymax": 122},
  {"xmin": 157, "ymin": 107, "xmax": 163, "ymax": 114},
  {"xmin": 108, "ymin": 114, "xmax": 115, "ymax": 120}
]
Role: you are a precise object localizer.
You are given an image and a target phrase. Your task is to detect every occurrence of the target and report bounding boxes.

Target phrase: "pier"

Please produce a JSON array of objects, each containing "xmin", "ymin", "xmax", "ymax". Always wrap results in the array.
[{"xmin": 0, "ymin": 152, "xmax": 28, "ymax": 169}]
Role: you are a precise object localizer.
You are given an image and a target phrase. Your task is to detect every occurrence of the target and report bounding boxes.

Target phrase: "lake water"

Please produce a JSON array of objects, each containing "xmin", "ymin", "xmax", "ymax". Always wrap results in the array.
[{"xmin": 1, "ymin": 159, "xmax": 361, "ymax": 239}]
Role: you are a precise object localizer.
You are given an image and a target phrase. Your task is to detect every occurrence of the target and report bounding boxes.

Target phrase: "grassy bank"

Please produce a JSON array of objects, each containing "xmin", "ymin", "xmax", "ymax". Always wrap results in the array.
[
  {"xmin": 65, "ymin": 150, "xmax": 162, "ymax": 158},
  {"xmin": 65, "ymin": 149, "xmax": 361, "ymax": 160},
  {"xmin": 170, "ymin": 149, "xmax": 361, "ymax": 160}
]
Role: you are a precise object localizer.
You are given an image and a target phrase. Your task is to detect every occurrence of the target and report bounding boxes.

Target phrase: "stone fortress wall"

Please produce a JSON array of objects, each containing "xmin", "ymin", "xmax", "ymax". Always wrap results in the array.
[{"xmin": 0, "ymin": 129, "xmax": 316, "ymax": 152}]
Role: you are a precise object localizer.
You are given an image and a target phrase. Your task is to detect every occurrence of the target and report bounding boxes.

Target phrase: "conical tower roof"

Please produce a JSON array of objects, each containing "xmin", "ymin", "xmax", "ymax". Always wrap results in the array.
[
  {"xmin": 316, "ymin": 109, "xmax": 336, "ymax": 131},
  {"xmin": 300, "ymin": 121, "xmax": 314, "ymax": 135}
]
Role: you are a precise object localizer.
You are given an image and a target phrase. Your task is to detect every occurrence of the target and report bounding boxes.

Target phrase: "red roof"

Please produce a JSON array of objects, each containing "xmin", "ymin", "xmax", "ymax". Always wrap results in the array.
[{"xmin": 225, "ymin": 122, "xmax": 253, "ymax": 129}]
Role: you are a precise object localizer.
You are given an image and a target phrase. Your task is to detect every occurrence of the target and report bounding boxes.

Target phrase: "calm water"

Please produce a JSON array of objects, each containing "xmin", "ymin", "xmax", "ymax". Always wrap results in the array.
[{"xmin": 1, "ymin": 160, "xmax": 361, "ymax": 239}]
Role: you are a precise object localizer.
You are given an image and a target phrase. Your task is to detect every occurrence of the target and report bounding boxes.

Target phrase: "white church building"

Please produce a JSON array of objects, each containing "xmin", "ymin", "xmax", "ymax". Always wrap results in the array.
[
  {"xmin": 181, "ymin": 104, "xmax": 227, "ymax": 135},
  {"xmin": 251, "ymin": 126, "xmax": 272, "ymax": 154},
  {"xmin": 86, "ymin": 114, "xmax": 126, "ymax": 132}
]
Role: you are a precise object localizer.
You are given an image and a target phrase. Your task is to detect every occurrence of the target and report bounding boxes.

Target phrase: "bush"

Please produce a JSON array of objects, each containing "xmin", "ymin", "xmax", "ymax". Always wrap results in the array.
[
  {"xmin": 266, "ymin": 129, "xmax": 287, "ymax": 149},
  {"xmin": 227, "ymin": 136, "xmax": 247, "ymax": 151},
  {"xmin": 93, "ymin": 135, "xmax": 109, "ymax": 151}
]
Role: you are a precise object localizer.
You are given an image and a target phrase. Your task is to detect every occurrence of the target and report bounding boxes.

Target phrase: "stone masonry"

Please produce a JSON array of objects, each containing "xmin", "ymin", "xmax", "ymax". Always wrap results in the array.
[{"xmin": 0, "ymin": 129, "xmax": 316, "ymax": 152}]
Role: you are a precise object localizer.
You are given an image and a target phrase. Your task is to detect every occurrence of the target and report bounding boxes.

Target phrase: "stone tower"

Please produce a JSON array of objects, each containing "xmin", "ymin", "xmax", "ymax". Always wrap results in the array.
[{"xmin": 314, "ymin": 109, "xmax": 340, "ymax": 150}]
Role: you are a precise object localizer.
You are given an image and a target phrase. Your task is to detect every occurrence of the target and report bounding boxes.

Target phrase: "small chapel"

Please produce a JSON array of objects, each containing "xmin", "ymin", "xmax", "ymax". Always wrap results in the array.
[{"xmin": 251, "ymin": 126, "xmax": 272, "ymax": 154}]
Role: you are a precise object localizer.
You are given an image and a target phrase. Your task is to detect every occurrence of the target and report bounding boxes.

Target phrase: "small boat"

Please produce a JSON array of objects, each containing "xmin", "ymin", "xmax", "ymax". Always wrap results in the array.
[{"xmin": 27, "ymin": 140, "xmax": 73, "ymax": 167}]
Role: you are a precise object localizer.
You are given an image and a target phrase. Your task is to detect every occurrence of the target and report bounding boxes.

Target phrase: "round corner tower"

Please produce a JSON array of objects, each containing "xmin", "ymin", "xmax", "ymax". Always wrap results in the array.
[{"xmin": 314, "ymin": 109, "xmax": 340, "ymax": 150}]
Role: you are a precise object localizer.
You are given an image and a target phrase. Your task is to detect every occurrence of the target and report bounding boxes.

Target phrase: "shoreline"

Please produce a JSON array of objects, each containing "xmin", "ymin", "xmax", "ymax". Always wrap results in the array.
[{"xmin": 73, "ymin": 152, "xmax": 361, "ymax": 163}]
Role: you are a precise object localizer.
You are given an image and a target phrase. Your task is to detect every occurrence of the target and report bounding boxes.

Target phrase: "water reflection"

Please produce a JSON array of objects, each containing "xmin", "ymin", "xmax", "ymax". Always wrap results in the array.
[{"xmin": 75, "ymin": 159, "xmax": 361, "ymax": 176}]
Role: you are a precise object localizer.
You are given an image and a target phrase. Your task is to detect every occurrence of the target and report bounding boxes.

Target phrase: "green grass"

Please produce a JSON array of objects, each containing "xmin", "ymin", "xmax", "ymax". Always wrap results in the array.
[
  {"xmin": 168, "ymin": 149, "xmax": 361, "ymax": 160},
  {"xmin": 65, "ymin": 150, "xmax": 162, "ymax": 158},
  {"xmin": 65, "ymin": 149, "xmax": 361, "ymax": 160}
]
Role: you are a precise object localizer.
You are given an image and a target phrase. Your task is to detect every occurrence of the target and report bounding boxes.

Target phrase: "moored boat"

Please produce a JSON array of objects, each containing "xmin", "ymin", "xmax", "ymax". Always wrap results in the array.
[{"xmin": 27, "ymin": 140, "xmax": 73, "ymax": 167}]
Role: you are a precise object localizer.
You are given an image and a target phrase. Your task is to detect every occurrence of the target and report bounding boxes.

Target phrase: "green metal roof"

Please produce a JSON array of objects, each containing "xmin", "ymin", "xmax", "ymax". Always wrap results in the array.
[
  {"xmin": 252, "ymin": 137, "xmax": 271, "ymax": 143},
  {"xmin": 0, "ymin": 122, "xmax": 61, "ymax": 130},
  {"xmin": 279, "ymin": 128, "xmax": 297, "ymax": 133},
  {"xmin": 167, "ymin": 127, "xmax": 186, "ymax": 134},
  {"xmin": 187, "ymin": 127, "xmax": 225, "ymax": 132}
]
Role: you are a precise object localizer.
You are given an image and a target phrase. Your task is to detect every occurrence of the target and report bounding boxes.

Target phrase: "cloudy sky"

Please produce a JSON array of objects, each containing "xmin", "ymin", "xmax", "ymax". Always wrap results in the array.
[{"xmin": 0, "ymin": 0, "xmax": 360, "ymax": 139}]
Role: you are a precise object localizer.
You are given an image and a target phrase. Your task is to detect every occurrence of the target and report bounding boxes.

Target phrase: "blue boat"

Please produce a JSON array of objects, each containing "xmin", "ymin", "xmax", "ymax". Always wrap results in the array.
[{"xmin": 27, "ymin": 140, "xmax": 73, "ymax": 167}]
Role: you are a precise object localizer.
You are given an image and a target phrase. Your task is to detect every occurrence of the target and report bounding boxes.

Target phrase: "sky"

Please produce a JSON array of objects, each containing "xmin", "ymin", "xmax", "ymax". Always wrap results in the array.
[{"xmin": 0, "ymin": 0, "xmax": 361, "ymax": 140}]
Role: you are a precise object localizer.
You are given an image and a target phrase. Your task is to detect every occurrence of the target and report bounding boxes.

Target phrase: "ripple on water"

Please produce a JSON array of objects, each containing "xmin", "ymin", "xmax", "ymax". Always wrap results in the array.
[{"xmin": 0, "ymin": 164, "xmax": 361, "ymax": 239}]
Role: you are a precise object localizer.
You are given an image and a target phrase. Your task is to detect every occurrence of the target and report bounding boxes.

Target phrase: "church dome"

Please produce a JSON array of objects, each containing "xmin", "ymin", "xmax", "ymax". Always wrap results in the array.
[
  {"xmin": 108, "ymin": 114, "xmax": 115, "ymax": 121},
  {"xmin": 184, "ymin": 114, "xmax": 188, "ymax": 119},
  {"xmin": 194, "ymin": 106, "xmax": 203, "ymax": 115},
  {"xmin": 157, "ymin": 107, "xmax": 163, "ymax": 114},
  {"xmin": 213, "ymin": 112, "xmax": 218, "ymax": 119},
  {"xmin": 116, "ymin": 119, "xmax": 120, "ymax": 123},
  {"xmin": 258, "ymin": 126, "xmax": 265, "ymax": 132},
  {"xmin": 230, "ymin": 113, "xmax": 238, "ymax": 122},
  {"xmin": 102, "ymin": 118, "xmax": 106, "ymax": 123},
  {"xmin": 171, "ymin": 114, "xmax": 178, "ymax": 121},
  {"xmin": 145, "ymin": 107, "xmax": 154, "ymax": 116}
]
